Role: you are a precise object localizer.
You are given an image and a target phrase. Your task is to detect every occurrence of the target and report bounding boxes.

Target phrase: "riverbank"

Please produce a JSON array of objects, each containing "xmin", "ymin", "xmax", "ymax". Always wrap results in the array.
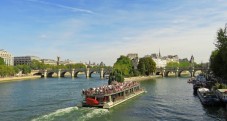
[
  {"xmin": 0, "ymin": 75, "xmax": 41, "ymax": 83},
  {"xmin": 125, "ymin": 75, "xmax": 161, "ymax": 82}
]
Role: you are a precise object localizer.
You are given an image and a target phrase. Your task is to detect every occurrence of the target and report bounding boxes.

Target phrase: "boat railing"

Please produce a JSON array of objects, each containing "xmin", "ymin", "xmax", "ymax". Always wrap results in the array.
[{"xmin": 83, "ymin": 82, "xmax": 141, "ymax": 96}]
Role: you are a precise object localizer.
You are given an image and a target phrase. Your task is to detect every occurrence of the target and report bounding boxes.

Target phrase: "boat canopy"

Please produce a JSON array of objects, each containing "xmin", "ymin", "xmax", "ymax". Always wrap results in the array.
[{"xmin": 198, "ymin": 88, "xmax": 209, "ymax": 92}]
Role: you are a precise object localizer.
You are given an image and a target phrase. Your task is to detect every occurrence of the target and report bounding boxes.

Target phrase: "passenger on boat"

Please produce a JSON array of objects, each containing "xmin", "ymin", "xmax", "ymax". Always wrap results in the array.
[{"xmin": 82, "ymin": 81, "xmax": 139, "ymax": 96}]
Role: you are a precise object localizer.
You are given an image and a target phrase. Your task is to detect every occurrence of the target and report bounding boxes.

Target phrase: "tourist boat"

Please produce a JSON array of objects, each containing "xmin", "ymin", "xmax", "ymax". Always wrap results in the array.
[
  {"xmin": 81, "ymin": 81, "xmax": 145, "ymax": 109},
  {"xmin": 215, "ymin": 89, "xmax": 227, "ymax": 103},
  {"xmin": 197, "ymin": 88, "xmax": 220, "ymax": 105}
]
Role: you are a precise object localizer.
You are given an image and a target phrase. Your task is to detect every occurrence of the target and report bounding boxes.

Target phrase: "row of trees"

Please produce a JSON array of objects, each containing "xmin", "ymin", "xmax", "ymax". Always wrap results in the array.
[
  {"xmin": 0, "ymin": 57, "xmax": 31, "ymax": 77},
  {"xmin": 109, "ymin": 56, "xmax": 156, "ymax": 84},
  {"xmin": 0, "ymin": 58, "xmax": 109, "ymax": 77},
  {"xmin": 165, "ymin": 61, "xmax": 203, "ymax": 68},
  {"xmin": 210, "ymin": 25, "xmax": 227, "ymax": 80}
]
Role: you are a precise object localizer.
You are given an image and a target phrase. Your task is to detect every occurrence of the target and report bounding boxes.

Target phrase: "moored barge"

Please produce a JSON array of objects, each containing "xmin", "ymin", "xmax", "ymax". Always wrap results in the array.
[
  {"xmin": 197, "ymin": 88, "xmax": 220, "ymax": 106},
  {"xmin": 81, "ymin": 81, "xmax": 145, "ymax": 109}
]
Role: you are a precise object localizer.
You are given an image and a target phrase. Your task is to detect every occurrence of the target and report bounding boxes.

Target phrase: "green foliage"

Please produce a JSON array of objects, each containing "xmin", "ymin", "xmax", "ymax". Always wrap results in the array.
[
  {"xmin": 0, "ymin": 57, "xmax": 5, "ymax": 65},
  {"xmin": 132, "ymin": 69, "xmax": 140, "ymax": 76},
  {"xmin": 166, "ymin": 62, "xmax": 179, "ymax": 68},
  {"xmin": 179, "ymin": 61, "xmax": 191, "ymax": 68},
  {"xmin": 210, "ymin": 25, "xmax": 227, "ymax": 79},
  {"xmin": 137, "ymin": 57, "xmax": 156, "ymax": 76},
  {"xmin": 66, "ymin": 63, "xmax": 86, "ymax": 69},
  {"xmin": 16, "ymin": 65, "xmax": 31, "ymax": 74},
  {"xmin": 108, "ymin": 70, "xmax": 124, "ymax": 84},
  {"xmin": 166, "ymin": 61, "xmax": 193, "ymax": 68},
  {"xmin": 113, "ymin": 56, "xmax": 133, "ymax": 77},
  {"xmin": 0, "ymin": 65, "xmax": 16, "ymax": 77},
  {"xmin": 30, "ymin": 60, "xmax": 46, "ymax": 69}
]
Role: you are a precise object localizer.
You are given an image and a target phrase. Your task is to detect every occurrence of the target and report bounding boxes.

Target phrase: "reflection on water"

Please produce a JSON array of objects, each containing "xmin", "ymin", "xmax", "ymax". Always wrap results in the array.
[{"xmin": 0, "ymin": 75, "xmax": 226, "ymax": 121}]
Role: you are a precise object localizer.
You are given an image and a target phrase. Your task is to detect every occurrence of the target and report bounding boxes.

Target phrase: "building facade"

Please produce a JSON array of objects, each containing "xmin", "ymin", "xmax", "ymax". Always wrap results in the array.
[
  {"xmin": 127, "ymin": 53, "xmax": 139, "ymax": 69},
  {"xmin": 162, "ymin": 55, "xmax": 179, "ymax": 63},
  {"xmin": 14, "ymin": 56, "xmax": 41, "ymax": 65},
  {"xmin": 41, "ymin": 59, "xmax": 57, "ymax": 65},
  {"xmin": 0, "ymin": 49, "xmax": 14, "ymax": 66},
  {"xmin": 149, "ymin": 53, "xmax": 167, "ymax": 68}
]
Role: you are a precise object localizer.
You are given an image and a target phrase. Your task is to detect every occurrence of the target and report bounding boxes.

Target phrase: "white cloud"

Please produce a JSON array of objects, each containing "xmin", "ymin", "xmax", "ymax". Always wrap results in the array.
[{"xmin": 27, "ymin": 0, "xmax": 95, "ymax": 14}]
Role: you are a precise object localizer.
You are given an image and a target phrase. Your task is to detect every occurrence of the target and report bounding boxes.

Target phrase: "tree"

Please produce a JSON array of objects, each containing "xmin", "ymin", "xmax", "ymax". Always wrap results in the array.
[
  {"xmin": 210, "ymin": 25, "xmax": 227, "ymax": 79},
  {"xmin": 166, "ymin": 62, "xmax": 179, "ymax": 68},
  {"xmin": 113, "ymin": 56, "xmax": 133, "ymax": 76},
  {"xmin": 108, "ymin": 70, "xmax": 124, "ymax": 84},
  {"xmin": 16, "ymin": 65, "xmax": 31, "ymax": 74},
  {"xmin": 0, "ymin": 57, "xmax": 5, "ymax": 65},
  {"xmin": 179, "ymin": 61, "xmax": 191, "ymax": 68},
  {"xmin": 137, "ymin": 57, "xmax": 156, "ymax": 76},
  {"xmin": 30, "ymin": 60, "xmax": 46, "ymax": 69}
]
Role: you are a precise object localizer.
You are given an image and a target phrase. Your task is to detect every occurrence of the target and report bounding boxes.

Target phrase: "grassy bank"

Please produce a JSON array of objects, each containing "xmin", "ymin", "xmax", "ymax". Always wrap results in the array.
[
  {"xmin": 124, "ymin": 75, "xmax": 161, "ymax": 82},
  {"xmin": 0, "ymin": 75, "xmax": 41, "ymax": 83}
]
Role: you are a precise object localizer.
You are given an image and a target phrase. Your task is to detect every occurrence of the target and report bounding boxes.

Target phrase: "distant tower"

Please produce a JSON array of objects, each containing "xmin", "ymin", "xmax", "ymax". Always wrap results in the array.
[
  {"xmin": 190, "ymin": 55, "xmax": 194, "ymax": 67},
  {"xmin": 158, "ymin": 49, "xmax": 161, "ymax": 58},
  {"xmin": 57, "ymin": 56, "xmax": 60, "ymax": 66}
]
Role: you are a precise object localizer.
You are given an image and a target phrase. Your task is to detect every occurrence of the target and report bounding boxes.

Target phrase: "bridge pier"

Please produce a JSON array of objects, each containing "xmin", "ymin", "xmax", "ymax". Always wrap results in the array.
[
  {"xmin": 191, "ymin": 67, "xmax": 194, "ymax": 77},
  {"xmin": 175, "ymin": 68, "xmax": 179, "ymax": 77},
  {"xmin": 44, "ymin": 70, "xmax": 47, "ymax": 78},
  {"xmin": 58, "ymin": 69, "xmax": 61, "ymax": 78},
  {"xmin": 100, "ymin": 68, "xmax": 104, "ymax": 79},
  {"xmin": 71, "ymin": 69, "xmax": 75, "ymax": 78},
  {"xmin": 86, "ymin": 68, "xmax": 90, "ymax": 78},
  {"xmin": 162, "ymin": 68, "xmax": 165, "ymax": 77}
]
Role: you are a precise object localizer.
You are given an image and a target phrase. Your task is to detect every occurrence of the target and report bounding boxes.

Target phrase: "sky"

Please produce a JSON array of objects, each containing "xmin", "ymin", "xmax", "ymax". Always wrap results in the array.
[{"xmin": 1, "ymin": 0, "xmax": 227, "ymax": 65}]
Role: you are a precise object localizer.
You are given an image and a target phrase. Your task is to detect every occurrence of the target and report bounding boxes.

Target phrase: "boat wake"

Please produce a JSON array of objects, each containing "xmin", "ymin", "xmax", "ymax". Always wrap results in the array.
[
  {"xmin": 77, "ymin": 108, "xmax": 109, "ymax": 121},
  {"xmin": 31, "ymin": 106, "xmax": 109, "ymax": 121}
]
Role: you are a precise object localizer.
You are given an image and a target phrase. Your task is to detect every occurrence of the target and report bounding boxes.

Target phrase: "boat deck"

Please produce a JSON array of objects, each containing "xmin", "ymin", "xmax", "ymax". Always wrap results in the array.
[{"xmin": 107, "ymin": 89, "xmax": 145, "ymax": 109}]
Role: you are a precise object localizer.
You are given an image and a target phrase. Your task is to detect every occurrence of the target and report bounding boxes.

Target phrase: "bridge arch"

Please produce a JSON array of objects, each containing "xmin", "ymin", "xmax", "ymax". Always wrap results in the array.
[
  {"xmin": 194, "ymin": 69, "xmax": 202, "ymax": 76},
  {"xmin": 89, "ymin": 71, "xmax": 96, "ymax": 78},
  {"xmin": 155, "ymin": 71, "xmax": 162, "ymax": 76},
  {"xmin": 178, "ymin": 70, "xmax": 192, "ymax": 77},
  {"xmin": 74, "ymin": 71, "xmax": 85, "ymax": 77},
  {"xmin": 47, "ymin": 71, "xmax": 58, "ymax": 77},
  {"xmin": 165, "ymin": 71, "xmax": 175, "ymax": 77},
  {"xmin": 33, "ymin": 72, "xmax": 43, "ymax": 77},
  {"xmin": 60, "ymin": 71, "xmax": 71, "ymax": 77}
]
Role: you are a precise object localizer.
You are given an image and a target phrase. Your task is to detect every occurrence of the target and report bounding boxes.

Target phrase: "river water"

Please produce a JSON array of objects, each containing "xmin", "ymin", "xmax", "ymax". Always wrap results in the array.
[{"xmin": 0, "ymin": 74, "xmax": 226, "ymax": 121}]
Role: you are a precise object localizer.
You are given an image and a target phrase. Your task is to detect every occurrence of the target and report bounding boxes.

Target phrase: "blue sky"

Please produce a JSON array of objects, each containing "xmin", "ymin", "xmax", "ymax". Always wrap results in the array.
[{"xmin": 1, "ymin": 0, "xmax": 227, "ymax": 65}]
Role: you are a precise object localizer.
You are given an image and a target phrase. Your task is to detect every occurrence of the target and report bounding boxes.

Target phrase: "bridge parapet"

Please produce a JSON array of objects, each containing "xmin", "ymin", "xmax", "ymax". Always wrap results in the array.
[
  {"xmin": 34, "ymin": 68, "xmax": 112, "ymax": 79},
  {"xmin": 155, "ymin": 67, "xmax": 208, "ymax": 77}
]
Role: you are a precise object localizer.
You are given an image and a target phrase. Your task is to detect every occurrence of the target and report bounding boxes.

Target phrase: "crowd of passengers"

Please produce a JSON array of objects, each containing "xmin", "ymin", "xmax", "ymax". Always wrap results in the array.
[{"xmin": 82, "ymin": 81, "xmax": 139, "ymax": 96}]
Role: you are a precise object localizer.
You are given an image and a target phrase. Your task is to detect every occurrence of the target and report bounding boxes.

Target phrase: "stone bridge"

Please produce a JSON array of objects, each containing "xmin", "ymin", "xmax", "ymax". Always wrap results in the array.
[
  {"xmin": 33, "ymin": 68, "xmax": 112, "ymax": 78},
  {"xmin": 155, "ymin": 67, "xmax": 209, "ymax": 77}
]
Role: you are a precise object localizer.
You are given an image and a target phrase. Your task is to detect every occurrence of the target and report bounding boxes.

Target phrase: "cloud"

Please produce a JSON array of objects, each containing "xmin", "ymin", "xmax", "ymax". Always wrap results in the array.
[
  {"xmin": 8, "ymin": 0, "xmax": 227, "ymax": 66},
  {"xmin": 27, "ymin": 0, "xmax": 95, "ymax": 14}
]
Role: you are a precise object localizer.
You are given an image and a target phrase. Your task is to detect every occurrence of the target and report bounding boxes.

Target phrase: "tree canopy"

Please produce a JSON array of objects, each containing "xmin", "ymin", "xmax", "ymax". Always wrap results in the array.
[
  {"xmin": 210, "ymin": 25, "xmax": 227, "ymax": 79},
  {"xmin": 166, "ymin": 62, "xmax": 179, "ymax": 68},
  {"xmin": 137, "ymin": 57, "xmax": 156, "ymax": 76},
  {"xmin": 166, "ymin": 61, "xmax": 195, "ymax": 68},
  {"xmin": 0, "ymin": 57, "xmax": 5, "ymax": 65},
  {"xmin": 113, "ymin": 55, "xmax": 133, "ymax": 76}
]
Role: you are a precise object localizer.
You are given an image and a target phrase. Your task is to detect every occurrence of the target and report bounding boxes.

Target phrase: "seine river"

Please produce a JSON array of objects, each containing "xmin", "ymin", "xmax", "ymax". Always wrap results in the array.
[{"xmin": 0, "ymin": 74, "xmax": 226, "ymax": 121}]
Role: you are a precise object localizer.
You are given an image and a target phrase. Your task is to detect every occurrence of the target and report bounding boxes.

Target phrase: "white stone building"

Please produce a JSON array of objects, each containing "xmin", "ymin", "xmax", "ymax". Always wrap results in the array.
[
  {"xmin": 0, "ymin": 49, "xmax": 14, "ymax": 66},
  {"xmin": 162, "ymin": 55, "xmax": 179, "ymax": 63},
  {"xmin": 152, "ymin": 58, "xmax": 167, "ymax": 68},
  {"xmin": 150, "ymin": 53, "xmax": 167, "ymax": 68},
  {"xmin": 41, "ymin": 59, "xmax": 57, "ymax": 65}
]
